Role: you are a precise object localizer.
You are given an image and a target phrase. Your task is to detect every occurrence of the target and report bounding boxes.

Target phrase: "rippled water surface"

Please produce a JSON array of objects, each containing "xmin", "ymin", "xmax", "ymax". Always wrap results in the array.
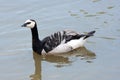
[{"xmin": 0, "ymin": 0, "xmax": 120, "ymax": 80}]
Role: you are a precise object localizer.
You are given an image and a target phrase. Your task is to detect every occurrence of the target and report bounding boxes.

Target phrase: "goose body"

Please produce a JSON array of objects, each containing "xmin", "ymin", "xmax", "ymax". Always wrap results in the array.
[{"xmin": 22, "ymin": 19, "xmax": 95, "ymax": 55}]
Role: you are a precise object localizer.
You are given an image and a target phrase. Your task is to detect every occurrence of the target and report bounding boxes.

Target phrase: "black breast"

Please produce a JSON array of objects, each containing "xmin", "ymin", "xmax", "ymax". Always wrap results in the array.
[{"xmin": 32, "ymin": 39, "xmax": 43, "ymax": 54}]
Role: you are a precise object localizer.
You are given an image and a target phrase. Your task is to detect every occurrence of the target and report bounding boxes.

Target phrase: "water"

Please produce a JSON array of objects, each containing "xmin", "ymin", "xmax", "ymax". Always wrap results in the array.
[{"xmin": 0, "ymin": 0, "xmax": 120, "ymax": 80}]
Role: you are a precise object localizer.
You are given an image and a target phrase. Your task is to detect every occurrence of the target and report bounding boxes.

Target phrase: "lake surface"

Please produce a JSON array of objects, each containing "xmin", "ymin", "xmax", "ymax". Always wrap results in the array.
[{"xmin": 0, "ymin": 0, "xmax": 120, "ymax": 80}]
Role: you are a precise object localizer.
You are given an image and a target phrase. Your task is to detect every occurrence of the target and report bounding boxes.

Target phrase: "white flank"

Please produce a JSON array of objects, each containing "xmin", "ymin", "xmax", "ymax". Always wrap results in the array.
[
  {"xmin": 49, "ymin": 44, "xmax": 72, "ymax": 53},
  {"xmin": 66, "ymin": 37, "xmax": 86, "ymax": 49},
  {"xmin": 41, "ymin": 44, "xmax": 72, "ymax": 54},
  {"xmin": 42, "ymin": 37, "xmax": 86, "ymax": 54}
]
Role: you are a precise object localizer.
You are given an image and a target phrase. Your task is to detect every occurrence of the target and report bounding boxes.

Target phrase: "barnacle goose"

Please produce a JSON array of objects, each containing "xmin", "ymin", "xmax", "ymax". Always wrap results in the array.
[{"xmin": 21, "ymin": 19, "xmax": 95, "ymax": 55}]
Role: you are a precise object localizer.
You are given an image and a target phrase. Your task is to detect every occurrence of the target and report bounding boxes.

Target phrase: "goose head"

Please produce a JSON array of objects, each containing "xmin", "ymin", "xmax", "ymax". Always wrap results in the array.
[{"xmin": 22, "ymin": 19, "xmax": 36, "ymax": 28}]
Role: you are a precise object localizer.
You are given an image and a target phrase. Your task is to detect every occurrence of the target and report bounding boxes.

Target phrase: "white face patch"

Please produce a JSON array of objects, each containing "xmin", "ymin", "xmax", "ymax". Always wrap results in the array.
[{"xmin": 24, "ymin": 19, "xmax": 35, "ymax": 28}]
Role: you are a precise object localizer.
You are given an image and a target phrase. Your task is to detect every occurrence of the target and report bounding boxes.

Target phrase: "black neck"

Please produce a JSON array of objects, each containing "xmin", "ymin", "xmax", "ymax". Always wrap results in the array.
[
  {"xmin": 31, "ymin": 24, "xmax": 39, "ymax": 40},
  {"xmin": 30, "ymin": 23, "xmax": 44, "ymax": 54}
]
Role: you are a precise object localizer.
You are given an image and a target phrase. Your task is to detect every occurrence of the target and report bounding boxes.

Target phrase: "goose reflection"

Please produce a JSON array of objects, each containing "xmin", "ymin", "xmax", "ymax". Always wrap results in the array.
[{"xmin": 30, "ymin": 47, "xmax": 96, "ymax": 80}]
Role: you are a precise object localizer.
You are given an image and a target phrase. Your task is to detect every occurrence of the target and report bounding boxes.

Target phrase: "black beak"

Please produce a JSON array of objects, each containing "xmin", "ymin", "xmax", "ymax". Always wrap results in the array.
[{"xmin": 21, "ymin": 23, "xmax": 27, "ymax": 27}]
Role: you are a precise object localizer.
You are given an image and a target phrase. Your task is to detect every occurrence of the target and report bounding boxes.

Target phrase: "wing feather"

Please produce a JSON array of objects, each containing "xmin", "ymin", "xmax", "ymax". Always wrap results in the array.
[{"xmin": 42, "ymin": 30, "xmax": 82, "ymax": 53}]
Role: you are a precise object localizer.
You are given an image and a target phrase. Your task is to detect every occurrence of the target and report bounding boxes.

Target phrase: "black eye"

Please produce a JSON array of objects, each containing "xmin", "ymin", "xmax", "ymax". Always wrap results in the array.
[{"xmin": 26, "ymin": 22, "xmax": 31, "ymax": 24}]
